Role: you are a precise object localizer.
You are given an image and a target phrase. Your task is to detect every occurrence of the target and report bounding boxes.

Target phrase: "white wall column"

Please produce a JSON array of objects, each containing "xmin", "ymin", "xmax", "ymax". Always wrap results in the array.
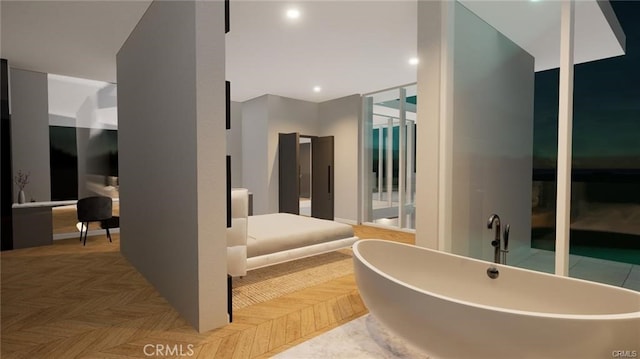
[
  {"xmin": 386, "ymin": 117, "xmax": 393, "ymax": 207},
  {"xmin": 406, "ymin": 120, "xmax": 415, "ymax": 227},
  {"xmin": 416, "ymin": 0, "xmax": 449, "ymax": 249},
  {"xmin": 437, "ymin": 1, "xmax": 455, "ymax": 253},
  {"xmin": 377, "ymin": 125, "xmax": 383, "ymax": 201},
  {"xmin": 362, "ymin": 96, "xmax": 373, "ymax": 223},
  {"xmin": 398, "ymin": 88, "xmax": 407, "ymax": 228},
  {"xmin": 555, "ymin": 0, "xmax": 575, "ymax": 276}
]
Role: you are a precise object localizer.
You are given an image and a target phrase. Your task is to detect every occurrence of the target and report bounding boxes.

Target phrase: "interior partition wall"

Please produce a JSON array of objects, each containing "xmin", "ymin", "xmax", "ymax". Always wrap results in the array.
[
  {"xmin": 117, "ymin": 0, "xmax": 228, "ymax": 332},
  {"xmin": 362, "ymin": 84, "xmax": 417, "ymax": 231},
  {"xmin": 9, "ymin": 68, "xmax": 51, "ymax": 203}
]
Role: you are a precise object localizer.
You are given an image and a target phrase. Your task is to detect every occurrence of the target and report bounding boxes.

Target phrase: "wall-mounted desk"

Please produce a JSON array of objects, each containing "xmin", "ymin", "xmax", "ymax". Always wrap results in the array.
[{"xmin": 11, "ymin": 200, "xmax": 77, "ymax": 249}]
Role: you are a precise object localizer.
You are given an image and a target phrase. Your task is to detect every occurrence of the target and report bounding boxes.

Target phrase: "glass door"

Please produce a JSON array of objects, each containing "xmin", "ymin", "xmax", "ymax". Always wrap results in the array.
[{"xmin": 362, "ymin": 84, "xmax": 416, "ymax": 230}]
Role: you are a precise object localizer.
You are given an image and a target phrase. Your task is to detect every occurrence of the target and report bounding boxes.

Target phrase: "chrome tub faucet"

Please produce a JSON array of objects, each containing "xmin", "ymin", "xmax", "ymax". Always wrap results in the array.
[
  {"xmin": 487, "ymin": 214, "xmax": 501, "ymax": 264},
  {"xmin": 487, "ymin": 214, "xmax": 510, "ymax": 265}
]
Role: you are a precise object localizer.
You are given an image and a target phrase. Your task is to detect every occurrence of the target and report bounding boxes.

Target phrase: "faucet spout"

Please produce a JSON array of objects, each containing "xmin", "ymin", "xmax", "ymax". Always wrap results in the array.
[
  {"xmin": 487, "ymin": 214, "xmax": 501, "ymax": 264},
  {"xmin": 487, "ymin": 214, "xmax": 501, "ymax": 230}
]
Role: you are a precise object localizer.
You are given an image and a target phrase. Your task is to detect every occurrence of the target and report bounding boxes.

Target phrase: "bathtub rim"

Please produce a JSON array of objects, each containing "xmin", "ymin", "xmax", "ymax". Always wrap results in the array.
[{"xmin": 353, "ymin": 239, "xmax": 640, "ymax": 320}]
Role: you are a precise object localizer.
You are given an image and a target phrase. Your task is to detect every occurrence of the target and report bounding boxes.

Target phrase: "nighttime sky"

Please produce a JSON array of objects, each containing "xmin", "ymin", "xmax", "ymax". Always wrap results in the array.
[{"xmin": 533, "ymin": 0, "xmax": 640, "ymax": 169}]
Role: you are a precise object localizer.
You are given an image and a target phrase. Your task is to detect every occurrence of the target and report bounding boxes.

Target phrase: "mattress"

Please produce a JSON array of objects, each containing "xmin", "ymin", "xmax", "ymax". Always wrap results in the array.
[{"xmin": 247, "ymin": 213, "xmax": 354, "ymax": 257}]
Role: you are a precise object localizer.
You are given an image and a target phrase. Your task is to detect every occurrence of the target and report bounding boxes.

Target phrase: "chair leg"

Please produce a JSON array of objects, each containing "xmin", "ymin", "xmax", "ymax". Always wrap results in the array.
[
  {"xmin": 79, "ymin": 223, "xmax": 84, "ymax": 242},
  {"xmin": 106, "ymin": 228, "xmax": 112, "ymax": 243},
  {"xmin": 83, "ymin": 223, "xmax": 89, "ymax": 246}
]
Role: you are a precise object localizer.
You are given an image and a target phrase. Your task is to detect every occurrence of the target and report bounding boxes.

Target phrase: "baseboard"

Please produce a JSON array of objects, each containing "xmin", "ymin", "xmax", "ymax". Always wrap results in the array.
[
  {"xmin": 53, "ymin": 228, "xmax": 120, "ymax": 240},
  {"xmin": 361, "ymin": 221, "xmax": 416, "ymax": 234},
  {"xmin": 334, "ymin": 217, "xmax": 358, "ymax": 225}
]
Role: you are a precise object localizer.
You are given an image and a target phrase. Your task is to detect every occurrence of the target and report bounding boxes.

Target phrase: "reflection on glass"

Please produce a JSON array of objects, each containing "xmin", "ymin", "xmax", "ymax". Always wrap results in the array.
[
  {"xmin": 48, "ymin": 73, "xmax": 118, "ymax": 200},
  {"xmin": 527, "ymin": 33, "xmax": 640, "ymax": 288}
]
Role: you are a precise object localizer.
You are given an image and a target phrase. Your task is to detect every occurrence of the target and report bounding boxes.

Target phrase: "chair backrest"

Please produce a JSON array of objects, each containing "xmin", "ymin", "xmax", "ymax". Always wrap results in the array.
[
  {"xmin": 228, "ymin": 188, "xmax": 248, "ymax": 247},
  {"xmin": 77, "ymin": 196, "xmax": 112, "ymax": 222},
  {"xmin": 228, "ymin": 188, "xmax": 249, "ymax": 277}
]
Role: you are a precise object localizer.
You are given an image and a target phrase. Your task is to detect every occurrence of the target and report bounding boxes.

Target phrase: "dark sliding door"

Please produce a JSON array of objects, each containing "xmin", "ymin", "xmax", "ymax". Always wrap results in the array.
[
  {"xmin": 311, "ymin": 136, "xmax": 334, "ymax": 220},
  {"xmin": 278, "ymin": 132, "xmax": 300, "ymax": 214}
]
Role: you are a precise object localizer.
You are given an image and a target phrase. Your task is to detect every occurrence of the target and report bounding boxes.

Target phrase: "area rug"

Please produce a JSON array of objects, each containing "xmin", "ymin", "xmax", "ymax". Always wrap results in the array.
[
  {"xmin": 232, "ymin": 249, "xmax": 353, "ymax": 309},
  {"xmin": 273, "ymin": 314, "xmax": 430, "ymax": 359}
]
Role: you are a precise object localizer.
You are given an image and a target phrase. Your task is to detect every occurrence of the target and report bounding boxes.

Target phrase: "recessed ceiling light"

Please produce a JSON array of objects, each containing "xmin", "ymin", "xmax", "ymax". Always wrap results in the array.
[
  {"xmin": 313, "ymin": 86, "xmax": 322, "ymax": 93},
  {"xmin": 409, "ymin": 57, "xmax": 419, "ymax": 65},
  {"xmin": 286, "ymin": 8, "xmax": 301, "ymax": 19}
]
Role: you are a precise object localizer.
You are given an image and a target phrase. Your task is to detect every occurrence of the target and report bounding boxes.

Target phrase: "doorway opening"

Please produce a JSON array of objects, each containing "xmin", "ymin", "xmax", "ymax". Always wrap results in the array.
[{"xmin": 299, "ymin": 136, "xmax": 312, "ymax": 216}]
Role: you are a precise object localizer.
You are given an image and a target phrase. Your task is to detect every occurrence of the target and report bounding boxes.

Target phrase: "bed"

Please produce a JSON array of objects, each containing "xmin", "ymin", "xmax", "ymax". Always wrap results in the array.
[{"xmin": 227, "ymin": 188, "xmax": 358, "ymax": 277}]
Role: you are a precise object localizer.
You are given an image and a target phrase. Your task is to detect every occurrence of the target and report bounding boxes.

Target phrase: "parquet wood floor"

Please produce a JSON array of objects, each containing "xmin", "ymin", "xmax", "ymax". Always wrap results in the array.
[
  {"xmin": 52, "ymin": 204, "xmax": 120, "ymax": 234},
  {"xmin": 1, "ymin": 225, "xmax": 414, "ymax": 358}
]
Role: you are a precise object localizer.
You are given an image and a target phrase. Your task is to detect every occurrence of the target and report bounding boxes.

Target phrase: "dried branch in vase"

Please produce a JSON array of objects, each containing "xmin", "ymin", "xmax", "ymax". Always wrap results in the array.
[{"xmin": 14, "ymin": 170, "xmax": 30, "ymax": 190}]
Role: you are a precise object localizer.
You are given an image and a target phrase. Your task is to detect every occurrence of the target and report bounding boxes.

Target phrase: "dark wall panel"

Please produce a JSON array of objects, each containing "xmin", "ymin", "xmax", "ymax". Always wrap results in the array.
[{"xmin": 1, "ymin": 59, "xmax": 13, "ymax": 250}]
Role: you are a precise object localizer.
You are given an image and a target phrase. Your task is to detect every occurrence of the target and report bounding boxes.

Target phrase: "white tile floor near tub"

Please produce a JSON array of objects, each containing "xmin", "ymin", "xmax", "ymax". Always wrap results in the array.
[
  {"xmin": 274, "ymin": 314, "xmax": 429, "ymax": 359},
  {"xmin": 514, "ymin": 249, "xmax": 639, "ymax": 291}
]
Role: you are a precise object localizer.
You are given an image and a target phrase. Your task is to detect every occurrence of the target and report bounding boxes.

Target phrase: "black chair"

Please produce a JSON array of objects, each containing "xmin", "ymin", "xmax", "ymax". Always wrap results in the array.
[{"xmin": 77, "ymin": 196, "xmax": 118, "ymax": 246}]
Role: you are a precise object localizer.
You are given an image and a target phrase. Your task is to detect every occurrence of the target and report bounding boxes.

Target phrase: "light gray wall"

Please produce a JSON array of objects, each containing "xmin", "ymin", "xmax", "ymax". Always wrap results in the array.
[
  {"xmin": 9, "ymin": 68, "xmax": 51, "ymax": 202},
  {"xmin": 240, "ymin": 94, "xmax": 360, "ymax": 219},
  {"xmin": 227, "ymin": 101, "xmax": 243, "ymax": 187},
  {"xmin": 318, "ymin": 94, "xmax": 361, "ymax": 224},
  {"xmin": 451, "ymin": 2, "xmax": 534, "ymax": 262},
  {"xmin": 266, "ymin": 95, "xmax": 319, "ymax": 214},
  {"xmin": 117, "ymin": 0, "xmax": 227, "ymax": 332},
  {"xmin": 241, "ymin": 95, "xmax": 320, "ymax": 214},
  {"xmin": 241, "ymin": 95, "xmax": 269, "ymax": 214}
]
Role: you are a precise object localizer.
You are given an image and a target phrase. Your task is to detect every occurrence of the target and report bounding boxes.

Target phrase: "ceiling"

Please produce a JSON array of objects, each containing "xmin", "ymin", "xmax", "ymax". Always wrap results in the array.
[
  {"xmin": 48, "ymin": 74, "xmax": 114, "ymax": 119},
  {"xmin": 1, "ymin": 0, "xmax": 625, "ymax": 103},
  {"xmin": 48, "ymin": 74, "xmax": 118, "ymax": 129},
  {"xmin": 1, "ymin": 0, "xmax": 151, "ymax": 83}
]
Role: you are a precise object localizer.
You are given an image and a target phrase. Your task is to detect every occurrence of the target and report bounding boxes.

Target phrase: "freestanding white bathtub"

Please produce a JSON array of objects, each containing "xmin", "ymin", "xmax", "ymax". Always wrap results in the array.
[{"xmin": 353, "ymin": 239, "xmax": 640, "ymax": 359}]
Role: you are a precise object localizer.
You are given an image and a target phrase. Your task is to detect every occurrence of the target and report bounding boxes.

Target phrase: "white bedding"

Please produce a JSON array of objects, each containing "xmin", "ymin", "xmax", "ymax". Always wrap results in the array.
[{"xmin": 247, "ymin": 213, "xmax": 355, "ymax": 257}]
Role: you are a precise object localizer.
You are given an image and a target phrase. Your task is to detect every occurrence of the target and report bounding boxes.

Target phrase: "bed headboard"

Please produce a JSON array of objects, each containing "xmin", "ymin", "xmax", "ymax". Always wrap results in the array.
[{"xmin": 227, "ymin": 188, "xmax": 249, "ymax": 277}]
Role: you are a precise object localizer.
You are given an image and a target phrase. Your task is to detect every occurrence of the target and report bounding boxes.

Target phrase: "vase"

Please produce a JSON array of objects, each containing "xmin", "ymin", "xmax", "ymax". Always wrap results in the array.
[{"xmin": 18, "ymin": 190, "xmax": 25, "ymax": 204}]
